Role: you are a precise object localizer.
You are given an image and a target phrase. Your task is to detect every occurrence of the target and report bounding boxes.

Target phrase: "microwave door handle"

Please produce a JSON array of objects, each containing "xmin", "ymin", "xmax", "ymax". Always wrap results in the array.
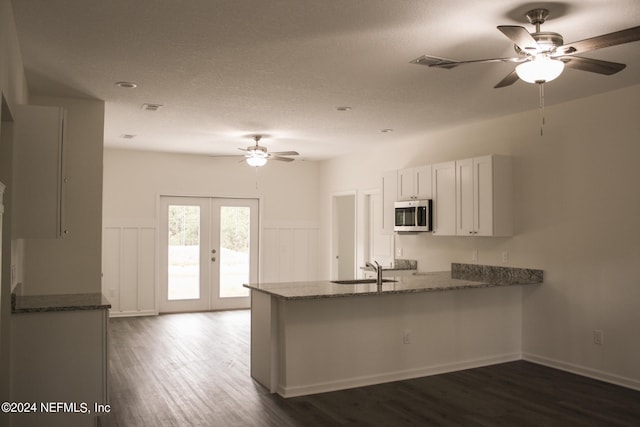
[{"xmin": 415, "ymin": 206, "xmax": 419, "ymax": 227}]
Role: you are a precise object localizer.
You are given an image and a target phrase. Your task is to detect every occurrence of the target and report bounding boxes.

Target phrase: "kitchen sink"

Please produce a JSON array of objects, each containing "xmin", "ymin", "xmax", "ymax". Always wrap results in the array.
[{"xmin": 331, "ymin": 279, "xmax": 398, "ymax": 285}]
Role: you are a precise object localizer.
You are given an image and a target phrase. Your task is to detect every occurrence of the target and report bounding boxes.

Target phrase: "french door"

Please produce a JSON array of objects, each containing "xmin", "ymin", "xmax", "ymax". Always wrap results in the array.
[{"xmin": 159, "ymin": 196, "xmax": 259, "ymax": 313}]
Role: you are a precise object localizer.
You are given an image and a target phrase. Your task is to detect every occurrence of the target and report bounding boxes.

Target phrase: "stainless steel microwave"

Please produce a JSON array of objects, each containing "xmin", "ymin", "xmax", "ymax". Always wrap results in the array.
[{"xmin": 394, "ymin": 200, "xmax": 433, "ymax": 232}]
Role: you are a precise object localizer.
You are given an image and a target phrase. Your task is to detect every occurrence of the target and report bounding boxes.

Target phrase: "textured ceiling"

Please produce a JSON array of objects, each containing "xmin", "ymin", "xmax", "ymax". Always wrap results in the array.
[{"xmin": 11, "ymin": 0, "xmax": 640, "ymax": 160}]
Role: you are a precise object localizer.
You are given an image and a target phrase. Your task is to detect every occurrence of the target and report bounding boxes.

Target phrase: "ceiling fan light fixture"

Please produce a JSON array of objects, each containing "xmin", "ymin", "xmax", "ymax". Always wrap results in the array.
[
  {"xmin": 246, "ymin": 155, "xmax": 268, "ymax": 167},
  {"xmin": 516, "ymin": 55, "xmax": 565, "ymax": 84}
]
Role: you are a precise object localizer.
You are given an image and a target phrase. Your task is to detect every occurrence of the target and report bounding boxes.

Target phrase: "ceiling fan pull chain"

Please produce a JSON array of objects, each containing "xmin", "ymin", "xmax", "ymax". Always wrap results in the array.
[
  {"xmin": 538, "ymin": 82, "xmax": 545, "ymax": 136},
  {"xmin": 255, "ymin": 167, "xmax": 259, "ymax": 190}
]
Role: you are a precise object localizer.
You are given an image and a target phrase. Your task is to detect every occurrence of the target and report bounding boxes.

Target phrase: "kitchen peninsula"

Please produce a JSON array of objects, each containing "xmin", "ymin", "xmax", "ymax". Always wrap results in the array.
[{"xmin": 245, "ymin": 263, "xmax": 542, "ymax": 397}]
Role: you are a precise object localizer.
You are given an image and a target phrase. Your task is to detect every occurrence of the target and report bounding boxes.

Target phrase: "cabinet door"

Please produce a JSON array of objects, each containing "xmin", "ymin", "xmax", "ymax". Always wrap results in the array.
[
  {"xmin": 397, "ymin": 168, "xmax": 415, "ymax": 201},
  {"xmin": 381, "ymin": 170, "xmax": 397, "ymax": 235},
  {"xmin": 431, "ymin": 161, "xmax": 456, "ymax": 236},
  {"xmin": 13, "ymin": 105, "xmax": 66, "ymax": 238},
  {"xmin": 414, "ymin": 165, "xmax": 432, "ymax": 199},
  {"xmin": 398, "ymin": 166, "xmax": 432, "ymax": 200},
  {"xmin": 473, "ymin": 155, "xmax": 494, "ymax": 236},
  {"xmin": 456, "ymin": 158, "xmax": 474, "ymax": 236},
  {"xmin": 11, "ymin": 310, "xmax": 108, "ymax": 426}
]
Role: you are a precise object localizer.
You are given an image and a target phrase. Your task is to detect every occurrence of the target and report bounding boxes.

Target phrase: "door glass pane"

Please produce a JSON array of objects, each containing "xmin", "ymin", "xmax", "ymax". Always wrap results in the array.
[
  {"xmin": 167, "ymin": 205, "xmax": 200, "ymax": 300},
  {"xmin": 219, "ymin": 206, "xmax": 250, "ymax": 298}
]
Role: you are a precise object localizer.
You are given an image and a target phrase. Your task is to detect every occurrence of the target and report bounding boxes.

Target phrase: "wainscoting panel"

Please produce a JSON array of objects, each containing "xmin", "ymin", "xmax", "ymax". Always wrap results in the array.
[
  {"xmin": 102, "ymin": 228, "xmax": 121, "ymax": 313},
  {"xmin": 102, "ymin": 220, "xmax": 157, "ymax": 317},
  {"xmin": 261, "ymin": 223, "xmax": 320, "ymax": 284},
  {"xmin": 103, "ymin": 220, "xmax": 319, "ymax": 317}
]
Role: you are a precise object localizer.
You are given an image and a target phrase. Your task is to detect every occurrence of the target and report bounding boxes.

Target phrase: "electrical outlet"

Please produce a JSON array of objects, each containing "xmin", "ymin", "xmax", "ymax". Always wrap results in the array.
[
  {"xmin": 502, "ymin": 251, "xmax": 509, "ymax": 263},
  {"xmin": 593, "ymin": 329, "xmax": 604, "ymax": 345},
  {"xmin": 472, "ymin": 250, "xmax": 478, "ymax": 262},
  {"xmin": 403, "ymin": 329, "xmax": 412, "ymax": 344},
  {"xmin": 396, "ymin": 247, "xmax": 403, "ymax": 257}
]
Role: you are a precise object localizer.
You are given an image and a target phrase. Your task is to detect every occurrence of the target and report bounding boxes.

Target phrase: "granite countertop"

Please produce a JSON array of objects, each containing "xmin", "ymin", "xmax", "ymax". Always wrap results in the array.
[
  {"xmin": 12, "ymin": 291, "xmax": 112, "ymax": 313},
  {"xmin": 244, "ymin": 263, "xmax": 543, "ymax": 300}
]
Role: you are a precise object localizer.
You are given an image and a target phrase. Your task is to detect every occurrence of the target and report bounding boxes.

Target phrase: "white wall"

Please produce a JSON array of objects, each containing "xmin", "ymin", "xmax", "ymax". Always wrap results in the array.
[
  {"xmin": 102, "ymin": 149, "xmax": 321, "ymax": 315},
  {"xmin": 317, "ymin": 84, "xmax": 640, "ymax": 389},
  {"xmin": 0, "ymin": 0, "xmax": 28, "ymax": 418}
]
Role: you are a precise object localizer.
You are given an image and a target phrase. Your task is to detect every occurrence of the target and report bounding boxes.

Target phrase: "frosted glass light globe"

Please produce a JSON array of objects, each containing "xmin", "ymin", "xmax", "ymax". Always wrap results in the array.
[
  {"xmin": 516, "ymin": 56, "xmax": 565, "ymax": 84},
  {"xmin": 246, "ymin": 155, "xmax": 267, "ymax": 167}
]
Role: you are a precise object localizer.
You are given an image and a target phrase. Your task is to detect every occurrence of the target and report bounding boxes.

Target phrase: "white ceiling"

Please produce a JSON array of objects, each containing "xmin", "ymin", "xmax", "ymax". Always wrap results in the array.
[{"xmin": 11, "ymin": 0, "xmax": 640, "ymax": 161}]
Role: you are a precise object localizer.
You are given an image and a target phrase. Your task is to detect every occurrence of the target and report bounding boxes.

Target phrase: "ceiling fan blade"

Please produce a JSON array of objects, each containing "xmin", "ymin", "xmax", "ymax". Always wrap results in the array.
[
  {"xmin": 561, "ymin": 56, "xmax": 626, "ymax": 75},
  {"xmin": 494, "ymin": 70, "xmax": 519, "ymax": 88},
  {"xmin": 208, "ymin": 154, "xmax": 244, "ymax": 159},
  {"xmin": 269, "ymin": 151, "xmax": 299, "ymax": 156},
  {"xmin": 427, "ymin": 56, "xmax": 525, "ymax": 68},
  {"xmin": 555, "ymin": 26, "xmax": 640, "ymax": 56},
  {"xmin": 410, "ymin": 54, "xmax": 460, "ymax": 69},
  {"xmin": 270, "ymin": 156, "xmax": 295, "ymax": 162},
  {"xmin": 497, "ymin": 25, "xmax": 541, "ymax": 53}
]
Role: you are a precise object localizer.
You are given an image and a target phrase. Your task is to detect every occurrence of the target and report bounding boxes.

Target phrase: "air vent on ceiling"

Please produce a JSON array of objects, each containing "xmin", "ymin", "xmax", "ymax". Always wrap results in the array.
[
  {"xmin": 141, "ymin": 103, "xmax": 163, "ymax": 111},
  {"xmin": 120, "ymin": 134, "xmax": 136, "ymax": 139}
]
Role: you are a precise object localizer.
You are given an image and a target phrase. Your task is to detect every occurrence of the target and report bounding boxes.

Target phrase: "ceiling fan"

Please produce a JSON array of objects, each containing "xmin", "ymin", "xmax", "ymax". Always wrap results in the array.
[
  {"xmin": 214, "ymin": 135, "xmax": 299, "ymax": 167},
  {"xmin": 411, "ymin": 8, "xmax": 640, "ymax": 88}
]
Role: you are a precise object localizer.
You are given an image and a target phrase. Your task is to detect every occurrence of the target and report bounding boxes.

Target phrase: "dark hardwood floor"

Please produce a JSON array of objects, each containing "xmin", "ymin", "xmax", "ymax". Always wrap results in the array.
[{"xmin": 100, "ymin": 310, "xmax": 640, "ymax": 426}]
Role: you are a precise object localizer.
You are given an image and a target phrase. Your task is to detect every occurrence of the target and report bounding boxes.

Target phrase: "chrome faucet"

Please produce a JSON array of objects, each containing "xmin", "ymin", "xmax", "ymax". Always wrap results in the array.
[{"xmin": 365, "ymin": 261, "xmax": 382, "ymax": 287}]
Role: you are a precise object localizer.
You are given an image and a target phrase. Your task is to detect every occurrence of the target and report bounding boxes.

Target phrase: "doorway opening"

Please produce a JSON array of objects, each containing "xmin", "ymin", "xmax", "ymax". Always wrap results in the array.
[{"xmin": 331, "ymin": 192, "xmax": 356, "ymax": 280}]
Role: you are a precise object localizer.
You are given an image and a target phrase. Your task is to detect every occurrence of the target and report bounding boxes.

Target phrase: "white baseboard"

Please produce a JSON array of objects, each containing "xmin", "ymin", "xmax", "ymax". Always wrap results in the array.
[
  {"xmin": 277, "ymin": 352, "xmax": 522, "ymax": 398},
  {"xmin": 109, "ymin": 310, "xmax": 157, "ymax": 318},
  {"xmin": 523, "ymin": 352, "xmax": 640, "ymax": 392}
]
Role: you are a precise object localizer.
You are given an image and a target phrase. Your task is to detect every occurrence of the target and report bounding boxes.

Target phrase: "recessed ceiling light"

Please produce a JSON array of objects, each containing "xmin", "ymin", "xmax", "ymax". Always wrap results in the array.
[
  {"xmin": 380, "ymin": 129, "xmax": 394, "ymax": 133},
  {"xmin": 115, "ymin": 81, "xmax": 138, "ymax": 89},
  {"xmin": 336, "ymin": 106, "xmax": 352, "ymax": 111}
]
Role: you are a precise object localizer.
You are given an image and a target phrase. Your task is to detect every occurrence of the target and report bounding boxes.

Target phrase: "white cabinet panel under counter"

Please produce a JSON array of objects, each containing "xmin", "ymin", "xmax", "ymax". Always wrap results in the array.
[{"xmin": 10, "ymin": 290, "xmax": 111, "ymax": 427}]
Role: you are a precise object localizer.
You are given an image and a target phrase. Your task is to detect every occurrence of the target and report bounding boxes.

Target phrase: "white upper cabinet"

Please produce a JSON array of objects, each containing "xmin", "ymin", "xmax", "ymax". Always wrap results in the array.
[
  {"xmin": 455, "ymin": 155, "xmax": 512, "ymax": 237},
  {"xmin": 381, "ymin": 170, "xmax": 397, "ymax": 235},
  {"xmin": 13, "ymin": 105, "xmax": 67, "ymax": 239},
  {"xmin": 431, "ymin": 161, "xmax": 456, "ymax": 236},
  {"xmin": 397, "ymin": 165, "xmax": 432, "ymax": 200},
  {"xmin": 383, "ymin": 155, "xmax": 511, "ymax": 237}
]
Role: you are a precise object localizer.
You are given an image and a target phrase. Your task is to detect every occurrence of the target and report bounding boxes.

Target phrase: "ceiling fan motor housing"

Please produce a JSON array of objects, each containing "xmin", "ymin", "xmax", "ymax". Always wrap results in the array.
[
  {"xmin": 514, "ymin": 32, "xmax": 564, "ymax": 55},
  {"xmin": 514, "ymin": 8, "xmax": 563, "ymax": 55},
  {"xmin": 247, "ymin": 145, "xmax": 268, "ymax": 156}
]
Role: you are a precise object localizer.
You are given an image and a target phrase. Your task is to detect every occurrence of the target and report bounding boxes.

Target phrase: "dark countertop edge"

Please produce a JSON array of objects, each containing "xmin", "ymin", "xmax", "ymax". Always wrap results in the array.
[
  {"xmin": 11, "ymin": 292, "xmax": 112, "ymax": 314},
  {"xmin": 244, "ymin": 279, "xmax": 541, "ymax": 301}
]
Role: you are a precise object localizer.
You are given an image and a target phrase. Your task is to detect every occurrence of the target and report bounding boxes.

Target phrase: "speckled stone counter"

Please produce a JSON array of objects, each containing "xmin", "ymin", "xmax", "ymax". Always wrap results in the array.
[
  {"xmin": 11, "ymin": 292, "xmax": 112, "ymax": 313},
  {"xmin": 451, "ymin": 263, "xmax": 543, "ymax": 284},
  {"xmin": 244, "ymin": 263, "xmax": 543, "ymax": 300}
]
